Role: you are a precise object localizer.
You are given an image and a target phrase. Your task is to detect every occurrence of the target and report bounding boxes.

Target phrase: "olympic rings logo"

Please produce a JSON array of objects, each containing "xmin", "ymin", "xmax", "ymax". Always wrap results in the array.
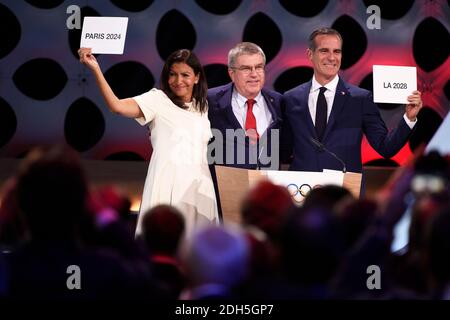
[{"xmin": 287, "ymin": 183, "xmax": 322, "ymax": 203}]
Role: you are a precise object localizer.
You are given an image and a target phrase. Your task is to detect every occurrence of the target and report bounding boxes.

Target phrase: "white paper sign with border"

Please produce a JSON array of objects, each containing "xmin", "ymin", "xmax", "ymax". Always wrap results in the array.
[
  {"xmin": 373, "ymin": 65, "xmax": 417, "ymax": 104},
  {"xmin": 80, "ymin": 17, "xmax": 128, "ymax": 54}
]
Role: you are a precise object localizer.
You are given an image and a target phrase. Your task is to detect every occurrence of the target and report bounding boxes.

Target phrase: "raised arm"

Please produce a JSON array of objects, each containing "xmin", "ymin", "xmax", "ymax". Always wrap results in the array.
[{"xmin": 78, "ymin": 48, "xmax": 143, "ymax": 119}]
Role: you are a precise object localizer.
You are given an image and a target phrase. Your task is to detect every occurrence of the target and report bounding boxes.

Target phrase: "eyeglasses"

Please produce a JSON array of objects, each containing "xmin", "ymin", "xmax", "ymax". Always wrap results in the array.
[{"xmin": 231, "ymin": 64, "xmax": 265, "ymax": 75}]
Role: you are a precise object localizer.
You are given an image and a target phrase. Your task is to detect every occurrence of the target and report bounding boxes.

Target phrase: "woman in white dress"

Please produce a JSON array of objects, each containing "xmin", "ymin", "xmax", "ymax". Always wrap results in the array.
[{"xmin": 78, "ymin": 48, "xmax": 219, "ymax": 238}]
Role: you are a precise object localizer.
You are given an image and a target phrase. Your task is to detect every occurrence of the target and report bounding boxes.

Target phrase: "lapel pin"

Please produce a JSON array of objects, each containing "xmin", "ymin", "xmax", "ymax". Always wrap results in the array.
[{"xmin": 341, "ymin": 91, "xmax": 346, "ymax": 95}]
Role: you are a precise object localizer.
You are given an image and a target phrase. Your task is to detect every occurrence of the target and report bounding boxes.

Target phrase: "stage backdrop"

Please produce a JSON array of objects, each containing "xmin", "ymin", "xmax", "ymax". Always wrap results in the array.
[{"xmin": 0, "ymin": 0, "xmax": 449, "ymax": 166}]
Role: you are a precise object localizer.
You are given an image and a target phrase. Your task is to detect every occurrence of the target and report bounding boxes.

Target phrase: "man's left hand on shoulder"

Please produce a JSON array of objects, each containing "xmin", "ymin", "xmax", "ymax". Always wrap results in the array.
[{"xmin": 405, "ymin": 90, "xmax": 423, "ymax": 122}]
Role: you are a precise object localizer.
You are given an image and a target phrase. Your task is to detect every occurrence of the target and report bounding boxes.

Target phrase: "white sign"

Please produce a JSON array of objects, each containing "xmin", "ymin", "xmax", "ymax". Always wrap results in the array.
[
  {"xmin": 80, "ymin": 17, "xmax": 128, "ymax": 54},
  {"xmin": 373, "ymin": 65, "xmax": 417, "ymax": 104},
  {"xmin": 266, "ymin": 169, "xmax": 344, "ymax": 204}
]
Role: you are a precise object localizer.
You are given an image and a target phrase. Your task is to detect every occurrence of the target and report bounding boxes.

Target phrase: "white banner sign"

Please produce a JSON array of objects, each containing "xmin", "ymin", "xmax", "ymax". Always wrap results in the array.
[
  {"xmin": 373, "ymin": 65, "xmax": 417, "ymax": 104},
  {"xmin": 80, "ymin": 17, "xmax": 128, "ymax": 54}
]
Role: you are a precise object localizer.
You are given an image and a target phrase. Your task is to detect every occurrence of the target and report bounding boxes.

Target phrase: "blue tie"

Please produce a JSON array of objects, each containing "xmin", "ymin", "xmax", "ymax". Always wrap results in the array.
[{"xmin": 315, "ymin": 87, "xmax": 327, "ymax": 141}]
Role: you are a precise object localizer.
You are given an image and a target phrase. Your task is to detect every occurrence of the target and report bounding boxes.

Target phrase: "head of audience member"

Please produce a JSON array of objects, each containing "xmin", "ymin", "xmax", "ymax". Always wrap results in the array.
[
  {"xmin": 280, "ymin": 205, "xmax": 343, "ymax": 288},
  {"xmin": 183, "ymin": 225, "xmax": 249, "ymax": 294},
  {"xmin": 140, "ymin": 205, "xmax": 185, "ymax": 257},
  {"xmin": 88, "ymin": 185, "xmax": 131, "ymax": 222},
  {"xmin": 334, "ymin": 197, "xmax": 378, "ymax": 251},
  {"xmin": 160, "ymin": 49, "xmax": 208, "ymax": 113},
  {"xmin": 0, "ymin": 252, "xmax": 6, "ymax": 297},
  {"xmin": 241, "ymin": 180, "xmax": 293, "ymax": 241},
  {"xmin": 228, "ymin": 42, "xmax": 266, "ymax": 99},
  {"xmin": 307, "ymin": 27, "xmax": 343, "ymax": 85},
  {"xmin": 15, "ymin": 145, "xmax": 88, "ymax": 241},
  {"xmin": 302, "ymin": 185, "xmax": 353, "ymax": 212},
  {"xmin": 411, "ymin": 151, "xmax": 449, "ymax": 199},
  {"xmin": 409, "ymin": 192, "xmax": 450, "ymax": 254},
  {"xmin": 407, "ymin": 152, "xmax": 450, "ymax": 254},
  {"xmin": 0, "ymin": 178, "xmax": 26, "ymax": 246},
  {"xmin": 425, "ymin": 205, "xmax": 450, "ymax": 294}
]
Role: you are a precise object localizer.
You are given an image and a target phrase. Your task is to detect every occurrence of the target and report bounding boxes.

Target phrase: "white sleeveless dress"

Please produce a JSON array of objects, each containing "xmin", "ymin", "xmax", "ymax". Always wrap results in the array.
[{"xmin": 132, "ymin": 89, "xmax": 219, "ymax": 238}]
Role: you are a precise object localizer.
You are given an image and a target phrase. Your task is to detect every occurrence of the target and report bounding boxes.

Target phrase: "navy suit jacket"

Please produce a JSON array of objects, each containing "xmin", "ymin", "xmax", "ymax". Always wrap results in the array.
[
  {"xmin": 282, "ymin": 78, "xmax": 412, "ymax": 174},
  {"xmin": 208, "ymin": 83, "xmax": 283, "ymax": 170}
]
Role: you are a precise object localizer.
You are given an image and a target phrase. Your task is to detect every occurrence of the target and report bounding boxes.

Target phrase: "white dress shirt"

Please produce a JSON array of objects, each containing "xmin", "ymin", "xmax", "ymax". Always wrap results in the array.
[
  {"xmin": 308, "ymin": 75, "xmax": 339, "ymax": 125},
  {"xmin": 231, "ymin": 90, "xmax": 273, "ymax": 136}
]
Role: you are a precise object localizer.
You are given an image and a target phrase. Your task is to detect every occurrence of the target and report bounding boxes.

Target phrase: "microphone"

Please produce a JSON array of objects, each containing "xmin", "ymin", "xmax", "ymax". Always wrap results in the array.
[
  {"xmin": 256, "ymin": 146, "xmax": 265, "ymax": 170},
  {"xmin": 310, "ymin": 137, "xmax": 346, "ymax": 173}
]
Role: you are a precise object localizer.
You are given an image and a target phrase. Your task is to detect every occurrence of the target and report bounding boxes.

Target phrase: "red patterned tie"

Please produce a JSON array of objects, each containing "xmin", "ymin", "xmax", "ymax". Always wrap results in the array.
[{"xmin": 245, "ymin": 99, "xmax": 258, "ymax": 144}]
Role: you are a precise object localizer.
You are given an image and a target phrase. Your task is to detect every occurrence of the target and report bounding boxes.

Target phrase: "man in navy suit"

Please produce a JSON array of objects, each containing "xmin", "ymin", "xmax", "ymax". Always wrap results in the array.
[
  {"xmin": 283, "ymin": 28, "xmax": 423, "ymax": 177},
  {"xmin": 208, "ymin": 42, "xmax": 283, "ymax": 170}
]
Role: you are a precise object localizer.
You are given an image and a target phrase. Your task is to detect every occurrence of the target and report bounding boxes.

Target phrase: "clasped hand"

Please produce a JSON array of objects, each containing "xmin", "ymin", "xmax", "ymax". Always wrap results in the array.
[
  {"xmin": 78, "ymin": 47, "xmax": 99, "ymax": 71},
  {"xmin": 405, "ymin": 90, "xmax": 423, "ymax": 122}
]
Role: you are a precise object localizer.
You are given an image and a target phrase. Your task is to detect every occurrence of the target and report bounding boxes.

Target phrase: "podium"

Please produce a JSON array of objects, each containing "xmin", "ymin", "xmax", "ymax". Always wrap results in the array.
[{"xmin": 214, "ymin": 165, "xmax": 362, "ymax": 225}]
